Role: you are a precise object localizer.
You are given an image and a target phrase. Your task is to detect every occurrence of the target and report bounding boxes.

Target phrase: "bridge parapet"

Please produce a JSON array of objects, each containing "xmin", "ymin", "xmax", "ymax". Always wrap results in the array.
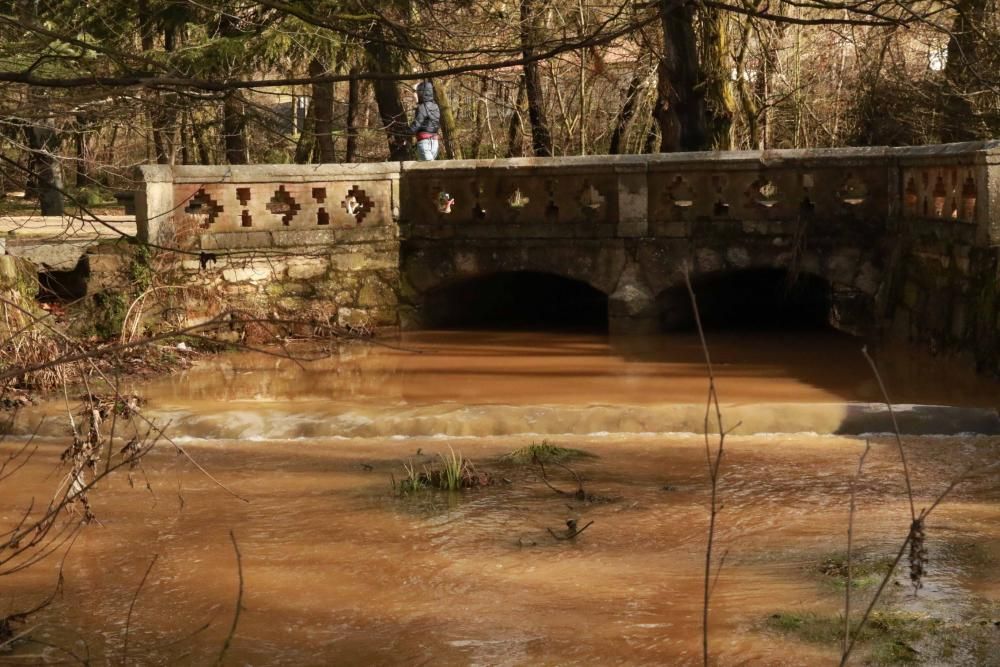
[
  {"xmin": 136, "ymin": 141, "xmax": 1000, "ymax": 248},
  {"xmin": 400, "ymin": 155, "xmax": 648, "ymax": 238},
  {"xmin": 398, "ymin": 142, "xmax": 1000, "ymax": 247},
  {"xmin": 138, "ymin": 163, "xmax": 400, "ymax": 249}
]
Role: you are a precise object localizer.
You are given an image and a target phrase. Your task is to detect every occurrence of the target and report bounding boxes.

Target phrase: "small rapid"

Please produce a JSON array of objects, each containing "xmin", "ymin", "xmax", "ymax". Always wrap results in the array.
[{"xmin": 11, "ymin": 330, "xmax": 999, "ymax": 441}]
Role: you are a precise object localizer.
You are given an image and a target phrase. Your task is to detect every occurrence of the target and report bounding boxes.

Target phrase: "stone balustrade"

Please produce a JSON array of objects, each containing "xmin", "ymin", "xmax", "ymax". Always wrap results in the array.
[{"xmin": 138, "ymin": 141, "xmax": 1000, "ymax": 248}]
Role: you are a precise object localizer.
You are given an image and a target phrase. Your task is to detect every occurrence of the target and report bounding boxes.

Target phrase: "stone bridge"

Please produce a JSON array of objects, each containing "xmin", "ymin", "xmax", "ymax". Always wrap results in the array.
[{"xmin": 131, "ymin": 141, "xmax": 1000, "ymax": 371}]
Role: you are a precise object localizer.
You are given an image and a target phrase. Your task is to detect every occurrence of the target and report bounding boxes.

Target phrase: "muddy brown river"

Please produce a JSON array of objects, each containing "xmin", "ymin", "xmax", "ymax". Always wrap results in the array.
[{"xmin": 1, "ymin": 331, "xmax": 998, "ymax": 665}]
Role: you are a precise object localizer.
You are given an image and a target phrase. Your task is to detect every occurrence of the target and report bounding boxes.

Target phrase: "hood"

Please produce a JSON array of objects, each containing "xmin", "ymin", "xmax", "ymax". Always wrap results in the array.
[{"xmin": 416, "ymin": 81, "xmax": 436, "ymax": 103}]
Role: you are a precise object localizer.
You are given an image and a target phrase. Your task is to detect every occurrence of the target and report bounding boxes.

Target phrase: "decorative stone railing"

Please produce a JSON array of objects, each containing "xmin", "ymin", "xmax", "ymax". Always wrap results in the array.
[
  {"xmin": 137, "ymin": 163, "xmax": 400, "ymax": 249},
  {"xmin": 399, "ymin": 142, "xmax": 1000, "ymax": 245},
  {"xmin": 137, "ymin": 141, "xmax": 1000, "ymax": 248}
]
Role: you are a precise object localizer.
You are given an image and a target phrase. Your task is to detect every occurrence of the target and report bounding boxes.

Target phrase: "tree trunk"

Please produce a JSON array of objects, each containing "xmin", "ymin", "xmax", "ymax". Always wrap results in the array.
[
  {"xmin": 699, "ymin": 6, "xmax": 735, "ymax": 149},
  {"xmin": 734, "ymin": 8, "xmax": 761, "ymax": 149},
  {"xmin": 180, "ymin": 112, "xmax": 191, "ymax": 164},
  {"xmin": 222, "ymin": 93, "xmax": 248, "ymax": 164},
  {"xmin": 655, "ymin": 0, "xmax": 709, "ymax": 152},
  {"xmin": 941, "ymin": 0, "xmax": 989, "ymax": 141},
  {"xmin": 137, "ymin": 0, "xmax": 175, "ymax": 164},
  {"xmin": 25, "ymin": 120, "xmax": 64, "ymax": 216},
  {"xmin": 757, "ymin": 26, "xmax": 777, "ymax": 149},
  {"xmin": 74, "ymin": 113, "xmax": 93, "ymax": 187},
  {"xmin": 519, "ymin": 0, "xmax": 553, "ymax": 157},
  {"xmin": 219, "ymin": 12, "xmax": 249, "ymax": 164},
  {"xmin": 294, "ymin": 98, "xmax": 316, "ymax": 164},
  {"xmin": 608, "ymin": 74, "xmax": 642, "ymax": 154},
  {"xmin": 507, "ymin": 75, "xmax": 528, "ymax": 157},
  {"xmin": 471, "ymin": 76, "xmax": 489, "ymax": 158},
  {"xmin": 310, "ymin": 58, "xmax": 337, "ymax": 163},
  {"xmin": 365, "ymin": 27, "xmax": 410, "ymax": 161},
  {"xmin": 151, "ymin": 113, "xmax": 170, "ymax": 164},
  {"xmin": 346, "ymin": 68, "xmax": 360, "ymax": 162},
  {"xmin": 436, "ymin": 79, "xmax": 462, "ymax": 159}
]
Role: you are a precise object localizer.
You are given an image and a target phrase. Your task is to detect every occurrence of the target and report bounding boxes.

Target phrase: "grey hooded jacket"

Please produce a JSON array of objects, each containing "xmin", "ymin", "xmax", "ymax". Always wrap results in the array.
[{"xmin": 409, "ymin": 81, "xmax": 441, "ymax": 136}]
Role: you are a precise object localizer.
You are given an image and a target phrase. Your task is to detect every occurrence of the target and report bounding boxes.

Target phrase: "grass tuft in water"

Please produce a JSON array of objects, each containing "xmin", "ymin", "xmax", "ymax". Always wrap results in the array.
[
  {"xmin": 395, "ymin": 460, "xmax": 427, "ymax": 494},
  {"xmin": 439, "ymin": 446, "xmax": 463, "ymax": 492},
  {"xmin": 394, "ymin": 448, "xmax": 496, "ymax": 495},
  {"xmin": 499, "ymin": 441, "xmax": 595, "ymax": 465}
]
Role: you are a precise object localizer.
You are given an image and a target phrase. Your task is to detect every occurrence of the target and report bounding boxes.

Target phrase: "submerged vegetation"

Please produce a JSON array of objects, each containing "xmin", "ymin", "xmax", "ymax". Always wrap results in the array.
[
  {"xmin": 818, "ymin": 552, "xmax": 897, "ymax": 590},
  {"xmin": 765, "ymin": 607, "xmax": 999, "ymax": 666},
  {"xmin": 499, "ymin": 441, "xmax": 595, "ymax": 465},
  {"xmin": 393, "ymin": 448, "xmax": 497, "ymax": 494}
]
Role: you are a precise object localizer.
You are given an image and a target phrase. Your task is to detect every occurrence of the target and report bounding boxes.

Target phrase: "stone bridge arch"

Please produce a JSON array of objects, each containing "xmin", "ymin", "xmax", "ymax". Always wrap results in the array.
[
  {"xmin": 629, "ymin": 241, "xmax": 886, "ymax": 336},
  {"xmin": 399, "ymin": 240, "xmax": 628, "ymax": 328},
  {"xmin": 655, "ymin": 269, "xmax": 848, "ymax": 332},
  {"xmin": 401, "ymin": 237, "xmax": 884, "ymax": 335}
]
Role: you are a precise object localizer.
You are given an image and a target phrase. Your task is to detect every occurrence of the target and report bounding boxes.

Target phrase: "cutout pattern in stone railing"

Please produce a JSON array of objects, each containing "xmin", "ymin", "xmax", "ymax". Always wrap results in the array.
[
  {"xmin": 267, "ymin": 185, "xmax": 301, "ymax": 226},
  {"xmin": 342, "ymin": 186, "xmax": 374, "ymax": 223},
  {"xmin": 901, "ymin": 167, "xmax": 978, "ymax": 222},
  {"xmin": 667, "ymin": 176, "xmax": 695, "ymax": 208},
  {"xmin": 579, "ymin": 182, "xmax": 605, "ymax": 212},
  {"xmin": 838, "ymin": 172, "xmax": 868, "ymax": 206},
  {"xmin": 184, "ymin": 188, "xmax": 224, "ymax": 229},
  {"xmin": 748, "ymin": 177, "xmax": 780, "ymax": 208},
  {"xmin": 171, "ymin": 180, "xmax": 391, "ymax": 234}
]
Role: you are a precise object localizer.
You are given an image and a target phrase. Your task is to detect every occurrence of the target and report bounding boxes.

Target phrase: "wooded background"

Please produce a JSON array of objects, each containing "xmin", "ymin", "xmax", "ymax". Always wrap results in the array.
[{"xmin": 1, "ymin": 0, "xmax": 997, "ymax": 214}]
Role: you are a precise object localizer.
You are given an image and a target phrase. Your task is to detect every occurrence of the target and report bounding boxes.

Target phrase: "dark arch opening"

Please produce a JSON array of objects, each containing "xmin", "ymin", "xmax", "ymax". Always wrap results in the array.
[
  {"xmin": 38, "ymin": 258, "xmax": 89, "ymax": 301},
  {"xmin": 658, "ymin": 269, "xmax": 833, "ymax": 332},
  {"xmin": 421, "ymin": 271, "xmax": 608, "ymax": 331}
]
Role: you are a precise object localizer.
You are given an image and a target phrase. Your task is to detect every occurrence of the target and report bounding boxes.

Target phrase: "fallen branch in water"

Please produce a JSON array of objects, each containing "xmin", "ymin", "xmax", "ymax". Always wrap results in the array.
[
  {"xmin": 0, "ymin": 571, "xmax": 63, "ymax": 650},
  {"xmin": 536, "ymin": 458, "xmax": 584, "ymax": 498},
  {"xmin": 547, "ymin": 518, "xmax": 594, "ymax": 541},
  {"xmin": 534, "ymin": 458, "xmax": 612, "ymax": 502}
]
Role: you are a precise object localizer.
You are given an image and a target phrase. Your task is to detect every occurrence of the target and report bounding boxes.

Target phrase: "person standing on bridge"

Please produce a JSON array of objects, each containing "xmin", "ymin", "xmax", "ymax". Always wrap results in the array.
[{"xmin": 410, "ymin": 80, "xmax": 441, "ymax": 161}]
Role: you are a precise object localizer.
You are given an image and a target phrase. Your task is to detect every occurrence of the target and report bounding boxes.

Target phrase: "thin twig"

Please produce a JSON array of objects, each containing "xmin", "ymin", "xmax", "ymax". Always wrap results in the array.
[
  {"xmin": 135, "ymin": 417, "xmax": 249, "ymax": 503},
  {"xmin": 216, "ymin": 530, "xmax": 244, "ymax": 666},
  {"xmin": 861, "ymin": 346, "xmax": 915, "ymax": 521},
  {"xmin": 683, "ymin": 264, "xmax": 727, "ymax": 667},
  {"xmin": 843, "ymin": 439, "xmax": 871, "ymax": 656},
  {"xmin": 123, "ymin": 553, "xmax": 158, "ymax": 664}
]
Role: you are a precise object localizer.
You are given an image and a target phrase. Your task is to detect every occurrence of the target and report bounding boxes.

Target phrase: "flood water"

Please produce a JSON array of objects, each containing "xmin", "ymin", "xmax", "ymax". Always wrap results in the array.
[{"xmin": 2, "ymin": 330, "xmax": 999, "ymax": 665}]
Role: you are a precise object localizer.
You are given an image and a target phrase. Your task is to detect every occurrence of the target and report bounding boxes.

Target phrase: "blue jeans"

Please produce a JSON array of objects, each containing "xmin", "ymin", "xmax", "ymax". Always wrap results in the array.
[{"xmin": 416, "ymin": 138, "xmax": 439, "ymax": 161}]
